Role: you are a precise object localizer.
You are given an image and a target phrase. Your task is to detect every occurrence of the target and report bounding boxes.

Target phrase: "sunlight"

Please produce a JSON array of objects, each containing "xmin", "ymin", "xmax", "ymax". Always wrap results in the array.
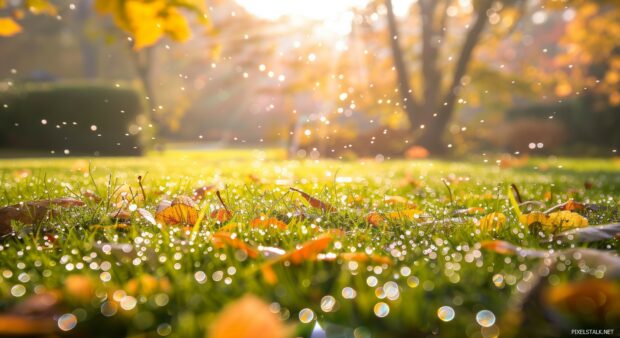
[{"xmin": 235, "ymin": 0, "xmax": 414, "ymax": 35}]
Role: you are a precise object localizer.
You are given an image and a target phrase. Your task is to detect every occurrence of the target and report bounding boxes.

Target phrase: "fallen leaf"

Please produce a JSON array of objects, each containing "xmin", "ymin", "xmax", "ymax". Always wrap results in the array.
[
  {"xmin": 209, "ymin": 295, "xmax": 290, "ymax": 338},
  {"xmin": 367, "ymin": 209, "xmax": 423, "ymax": 226},
  {"xmin": 560, "ymin": 200, "xmax": 585, "ymax": 212},
  {"xmin": 155, "ymin": 196, "xmax": 198, "ymax": 225},
  {"xmin": 0, "ymin": 291, "xmax": 59, "ymax": 336},
  {"xmin": 478, "ymin": 212, "xmax": 507, "ymax": 231},
  {"xmin": 290, "ymin": 187, "xmax": 336, "ymax": 212},
  {"xmin": 285, "ymin": 234, "xmax": 333, "ymax": 264},
  {"xmin": 250, "ymin": 216, "xmax": 287, "ymax": 229},
  {"xmin": 547, "ymin": 210, "xmax": 588, "ymax": 230},
  {"xmin": 212, "ymin": 232, "xmax": 258, "ymax": 258},
  {"xmin": 0, "ymin": 198, "xmax": 84, "ymax": 235},
  {"xmin": 384, "ymin": 195, "xmax": 415, "ymax": 207},
  {"xmin": 193, "ymin": 185, "xmax": 215, "ymax": 200},
  {"xmin": 108, "ymin": 209, "xmax": 132, "ymax": 221},
  {"xmin": 210, "ymin": 208, "xmax": 232, "ymax": 222},
  {"xmin": 137, "ymin": 208, "xmax": 156, "ymax": 225},
  {"xmin": 553, "ymin": 223, "xmax": 620, "ymax": 243},
  {"xmin": 0, "ymin": 17, "xmax": 22, "ymax": 37},
  {"xmin": 480, "ymin": 240, "xmax": 548, "ymax": 258},
  {"xmin": 544, "ymin": 279, "xmax": 620, "ymax": 321}
]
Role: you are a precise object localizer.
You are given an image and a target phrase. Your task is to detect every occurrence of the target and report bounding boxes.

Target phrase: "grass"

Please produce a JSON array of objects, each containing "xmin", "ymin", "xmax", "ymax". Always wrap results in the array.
[{"xmin": 0, "ymin": 150, "xmax": 619, "ymax": 338}]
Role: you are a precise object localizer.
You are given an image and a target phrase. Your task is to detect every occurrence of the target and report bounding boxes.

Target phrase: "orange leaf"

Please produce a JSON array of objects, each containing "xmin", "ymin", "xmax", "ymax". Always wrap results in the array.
[
  {"xmin": 285, "ymin": 234, "xmax": 332, "ymax": 264},
  {"xmin": 0, "ymin": 17, "xmax": 22, "ymax": 36},
  {"xmin": 250, "ymin": 216, "xmax": 287, "ymax": 229},
  {"xmin": 478, "ymin": 212, "xmax": 507, "ymax": 231},
  {"xmin": 155, "ymin": 196, "xmax": 198, "ymax": 225},
  {"xmin": 290, "ymin": 187, "xmax": 336, "ymax": 212},
  {"xmin": 210, "ymin": 209, "xmax": 232, "ymax": 222},
  {"xmin": 480, "ymin": 240, "xmax": 518, "ymax": 255},
  {"xmin": 561, "ymin": 200, "xmax": 585, "ymax": 212},
  {"xmin": 339, "ymin": 252, "xmax": 393, "ymax": 265},
  {"xmin": 209, "ymin": 295, "xmax": 290, "ymax": 338},
  {"xmin": 260, "ymin": 265, "xmax": 278, "ymax": 285},
  {"xmin": 212, "ymin": 232, "xmax": 258, "ymax": 258}
]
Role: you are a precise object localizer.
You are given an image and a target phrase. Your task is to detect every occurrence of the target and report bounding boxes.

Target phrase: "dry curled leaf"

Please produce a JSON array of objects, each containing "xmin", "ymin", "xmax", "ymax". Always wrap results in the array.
[
  {"xmin": 210, "ymin": 209, "xmax": 232, "ymax": 222},
  {"xmin": 155, "ymin": 196, "xmax": 198, "ymax": 225},
  {"xmin": 209, "ymin": 295, "xmax": 290, "ymax": 338},
  {"xmin": 560, "ymin": 200, "xmax": 585, "ymax": 212},
  {"xmin": 480, "ymin": 240, "xmax": 548, "ymax": 258},
  {"xmin": 0, "ymin": 198, "xmax": 84, "ymax": 235},
  {"xmin": 290, "ymin": 187, "xmax": 336, "ymax": 212}
]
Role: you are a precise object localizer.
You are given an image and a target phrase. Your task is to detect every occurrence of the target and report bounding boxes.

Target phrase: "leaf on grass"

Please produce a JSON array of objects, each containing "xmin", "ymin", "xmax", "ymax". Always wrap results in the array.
[
  {"xmin": 367, "ymin": 209, "xmax": 423, "ymax": 226},
  {"xmin": 547, "ymin": 210, "xmax": 588, "ymax": 230},
  {"xmin": 560, "ymin": 200, "xmax": 585, "ymax": 212},
  {"xmin": 553, "ymin": 223, "xmax": 620, "ymax": 243},
  {"xmin": 519, "ymin": 211, "xmax": 548, "ymax": 227},
  {"xmin": 0, "ymin": 198, "xmax": 84, "ymax": 235},
  {"xmin": 137, "ymin": 208, "xmax": 156, "ymax": 225},
  {"xmin": 107, "ymin": 209, "xmax": 132, "ymax": 221},
  {"xmin": 155, "ymin": 196, "xmax": 198, "ymax": 225},
  {"xmin": 212, "ymin": 232, "xmax": 258, "ymax": 258},
  {"xmin": 285, "ymin": 234, "xmax": 333, "ymax": 264},
  {"xmin": 319, "ymin": 252, "xmax": 393, "ymax": 265},
  {"xmin": 543, "ymin": 279, "xmax": 620, "ymax": 319},
  {"xmin": 0, "ymin": 291, "xmax": 59, "ymax": 336},
  {"xmin": 384, "ymin": 195, "xmax": 415, "ymax": 207},
  {"xmin": 209, "ymin": 295, "xmax": 290, "ymax": 338},
  {"xmin": 210, "ymin": 190, "xmax": 233, "ymax": 222},
  {"xmin": 478, "ymin": 212, "xmax": 507, "ymax": 231},
  {"xmin": 290, "ymin": 187, "xmax": 336, "ymax": 212},
  {"xmin": 193, "ymin": 185, "xmax": 215, "ymax": 200},
  {"xmin": 0, "ymin": 17, "xmax": 22, "ymax": 36},
  {"xmin": 250, "ymin": 216, "xmax": 287, "ymax": 229},
  {"xmin": 480, "ymin": 240, "xmax": 548, "ymax": 258},
  {"xmin": 210, "ymin": 209, "xmax": 232, "ymax": 222}
]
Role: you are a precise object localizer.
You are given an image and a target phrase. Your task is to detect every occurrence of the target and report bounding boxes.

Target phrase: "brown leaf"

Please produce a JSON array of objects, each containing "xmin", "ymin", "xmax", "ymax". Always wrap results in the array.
[
  {"xmin": 193, "ymin": 185, "xmax": 215, "ymax": 200},
  {"xmin": 0, "ymin": 198, "xmax": 84, "ymax": 235},
  {"xmin": 137, "ymin": 208, "xmax": 156, "ymax": 225},
  {"xmin": 290, "ymin": 187, "xmax": 336, "ymax": 212}
]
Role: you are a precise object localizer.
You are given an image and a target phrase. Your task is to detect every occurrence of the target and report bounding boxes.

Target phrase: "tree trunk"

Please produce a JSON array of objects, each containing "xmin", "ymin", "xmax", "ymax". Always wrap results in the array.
[{"xmin": 385, "ymin": 0, "xmax": 493, "ymax": 155}]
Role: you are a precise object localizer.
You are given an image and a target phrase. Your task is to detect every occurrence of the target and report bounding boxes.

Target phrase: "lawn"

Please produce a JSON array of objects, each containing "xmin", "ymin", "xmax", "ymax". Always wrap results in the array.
[{"xmin": 0, "ymin": 150, "xmax": 619, "ymax": 338}]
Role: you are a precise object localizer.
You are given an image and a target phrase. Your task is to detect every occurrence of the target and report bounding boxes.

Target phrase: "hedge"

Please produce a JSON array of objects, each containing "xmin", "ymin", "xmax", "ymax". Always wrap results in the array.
[{"xmin": 0, "ymin": 82, "xmax": 147, "ymax": 156}]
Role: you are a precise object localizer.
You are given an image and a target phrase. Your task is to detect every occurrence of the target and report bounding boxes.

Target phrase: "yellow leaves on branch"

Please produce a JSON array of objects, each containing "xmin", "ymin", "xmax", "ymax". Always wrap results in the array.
[
  {"xmin": 95, "ymin": 0, "xmax": 203, "ymax": 50},
  {"xmin": 0, "ymin": 18, "xmax": 22, "ymax": 37}
]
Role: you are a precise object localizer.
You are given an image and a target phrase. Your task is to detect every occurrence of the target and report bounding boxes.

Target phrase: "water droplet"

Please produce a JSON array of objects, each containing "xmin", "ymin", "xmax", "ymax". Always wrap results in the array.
[
  {"xmin": 374, "ymin": 302, "xmax": 390, "ymax": 317},
  {"xmin": 407, "ymin": 276, "xmax": 419, "ymax": 288},
  {"xmin": 342, "ymin": 287, "xmax": 357, "ymax": 299},
  {"xmin": 90, "ymin": 125, "xmax": 97, "ymax": 131},
  {"xmin": 476, "ymin": 310, "xmax": 496, "ymax": 327},
  {"xmin": 58, "ymin": 313, "xmax": 77, "ymax": 331},
  {"xmin": 492, "ymin": 274, "xmax": 504, "ymax": 288},
  {"xmin": 320, "ymin": 295, "xmax": 336, "ymax": 312},
  {"xmin": 437, "ymin": 306, "xmax": 455, "ymax": 322},
  {"xmin": 299, "ymin": 308, "xmax": 315, "ymax": 323},
  {"xmin": 383, "ymin": 281, "xmax": 400, "ymax": 300},
  {"xmin": 10, "ymin": 284, "xmax": 26, "ymax": 297},
  {"xmin": 157, "ymin": 323, "xmax": 172, "ymax": 336}
]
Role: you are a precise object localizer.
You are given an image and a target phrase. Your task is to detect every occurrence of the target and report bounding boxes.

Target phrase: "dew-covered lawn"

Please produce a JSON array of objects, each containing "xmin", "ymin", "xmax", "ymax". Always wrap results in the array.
[{"xmin": 0, "ymin": 150, "xmax": 619, "ymax": 338}]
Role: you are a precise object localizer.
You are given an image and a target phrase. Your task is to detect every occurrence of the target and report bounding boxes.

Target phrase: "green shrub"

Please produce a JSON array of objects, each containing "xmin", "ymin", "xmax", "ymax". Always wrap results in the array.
[{"xmin": 0, "ymin": 82, "xmax": 147, "ymax": 156}]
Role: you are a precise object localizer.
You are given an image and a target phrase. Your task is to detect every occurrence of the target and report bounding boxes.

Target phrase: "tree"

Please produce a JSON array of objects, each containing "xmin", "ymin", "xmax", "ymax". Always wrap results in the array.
[{"xmin": 385, "ymin": 0, "xmax": 506, "ymax": 153}]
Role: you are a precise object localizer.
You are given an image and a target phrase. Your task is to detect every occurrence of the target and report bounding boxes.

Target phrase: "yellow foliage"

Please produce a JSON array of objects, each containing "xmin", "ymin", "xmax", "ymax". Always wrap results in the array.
[
  {"xmin": 95, "ymin": 0, "xmax": 202, "ymax": 50},
  {"xmin": 25, "ymin": 0, "xmax": 56, "ymax": 15},
  {"xmin": 547, "ymin": 210, "xmax": 589, "ymax": 230},
  {"xmin": 0, "ymin": 17, "xmax": 21, "ymax": 36}
]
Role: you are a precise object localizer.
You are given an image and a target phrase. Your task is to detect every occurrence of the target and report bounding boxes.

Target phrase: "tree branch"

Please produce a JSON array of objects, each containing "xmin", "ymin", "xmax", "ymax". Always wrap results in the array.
[{"xmin": 436, "ymin": 0, "xmax": 493, "ymax": 128}]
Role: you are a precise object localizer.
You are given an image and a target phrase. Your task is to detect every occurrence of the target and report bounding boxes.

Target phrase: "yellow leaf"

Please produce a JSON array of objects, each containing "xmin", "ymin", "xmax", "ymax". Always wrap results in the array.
[
  {"xmin": 519, "ymin": 211, "xmax": 548, "ymax": 227},
  {"xmin": 0, "ymin": 17, "xmax": 22, "ymax": 37},
  {"xmin": 25, "ymin": 0, "xmax": 56, "ymax": 15},
  {"xmin": 163, "ymin": 8, "xmax": 190, "ymax": 41},
  {"xmin": 479, "ymin": 212, "xmax": 507, "ymax": 231},
  {"xmin": 547, "ymin": 211, "xmax": 588, "ymax": 230}
]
